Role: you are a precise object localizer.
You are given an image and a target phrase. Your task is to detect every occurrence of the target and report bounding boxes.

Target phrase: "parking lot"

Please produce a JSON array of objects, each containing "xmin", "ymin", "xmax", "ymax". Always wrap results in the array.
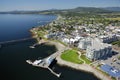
[
  {"xmin": 92, "ymin": 49, "xmax": 120, "ymax": 71},
  {"xmin": 103, "ymin": 53, "xmax": 120, "ymax": 70}
]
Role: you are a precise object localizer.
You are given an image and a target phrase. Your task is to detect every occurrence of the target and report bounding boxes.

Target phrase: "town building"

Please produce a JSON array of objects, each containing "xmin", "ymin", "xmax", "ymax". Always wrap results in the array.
[
  {"xmin": 99, "ymin": 34, "xmax": 118, "ymax": 43},
  {"xmin": 86, "ymin": 38, "xmax": 112, "ymax": 61},
  {"xmin": 78, "ymin": 37, "xmax": 91, "ymax": 50}
]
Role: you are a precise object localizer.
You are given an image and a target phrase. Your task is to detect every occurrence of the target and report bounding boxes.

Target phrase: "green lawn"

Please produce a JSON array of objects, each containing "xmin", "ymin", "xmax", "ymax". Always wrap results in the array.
[
  {"xmin": 112, "ymin": 40, "xmax": 120, "ymax": 47},
  {"xmin": 37, "ymin": 31, "xmax": 45, "ymax": 37},
  {"xmin": 61, "ymin": 50, "xmax": 84, "ymax": 64},
  {"xmin": 80, "ymin": 55, "xmax": 91, "ymax": 64}
]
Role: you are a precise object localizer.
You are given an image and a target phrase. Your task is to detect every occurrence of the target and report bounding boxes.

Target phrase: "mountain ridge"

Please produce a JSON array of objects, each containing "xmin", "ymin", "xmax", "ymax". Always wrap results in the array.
[{"xmin": 0, "ymin": 7, "xmax": 120, "ymax": 14}]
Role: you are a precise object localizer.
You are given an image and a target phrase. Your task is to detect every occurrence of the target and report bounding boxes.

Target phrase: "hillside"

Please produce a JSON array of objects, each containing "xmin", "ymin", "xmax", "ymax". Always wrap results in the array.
[
  {"xmin": 0, "ymin": 7, "xmax": 119, "ymax": 14},
  {"xmin": 103, "ymin": 7, "xmax": 120, "ymax": 11}
]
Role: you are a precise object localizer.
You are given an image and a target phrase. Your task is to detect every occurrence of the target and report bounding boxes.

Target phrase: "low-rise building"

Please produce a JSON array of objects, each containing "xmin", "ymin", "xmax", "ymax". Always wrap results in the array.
[
  {"xmin": 99, "ymin": 34, "xmax": 118, "ymax": 43},
  {"xmin": 62, "ymin": 38, "xmax": 70, "ymax": 44}
]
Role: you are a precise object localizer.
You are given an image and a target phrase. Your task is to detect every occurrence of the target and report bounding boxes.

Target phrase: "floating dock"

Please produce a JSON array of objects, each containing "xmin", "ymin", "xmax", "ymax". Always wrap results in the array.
[
  {"xmin": 27, "ymin": 41, "xmax": 69, "ymax": 77},
  {"xmin": 26, "ymin": 60, "xmax": 61, "ymax": 77}
]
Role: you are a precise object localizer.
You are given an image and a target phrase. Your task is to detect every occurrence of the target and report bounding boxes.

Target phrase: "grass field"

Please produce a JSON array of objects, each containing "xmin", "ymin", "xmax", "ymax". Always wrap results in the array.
[
  {"xmin": 61, "ymin": 50, "xmax": 84, "ymax": 64},
  {"xmin": 112, "ymin": 40, "xmax": 120, "ymax": 47},
  {"xmin": 80, "ymin": 55, "xmax": 91, "ymax": 64}
]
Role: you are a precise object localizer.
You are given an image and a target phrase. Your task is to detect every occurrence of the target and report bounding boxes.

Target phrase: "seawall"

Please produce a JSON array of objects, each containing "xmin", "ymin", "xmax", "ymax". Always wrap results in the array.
[{"xmin": 56, "ymin": 53, "xmax": 112, "ymax": 80}]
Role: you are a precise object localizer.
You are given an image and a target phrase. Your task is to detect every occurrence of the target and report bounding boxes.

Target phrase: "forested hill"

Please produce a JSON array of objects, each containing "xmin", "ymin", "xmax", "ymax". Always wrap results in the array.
[
  {"xmin": 0, "ymin": 7, "xmax": 119, "ymax": 14},
  {"xmin": 63, "ymin": 7, "xmax": 111, "ymax": 13},
  {"xmin": 102, "ymin": 7, "xmax": 120, "ymax": 12}
]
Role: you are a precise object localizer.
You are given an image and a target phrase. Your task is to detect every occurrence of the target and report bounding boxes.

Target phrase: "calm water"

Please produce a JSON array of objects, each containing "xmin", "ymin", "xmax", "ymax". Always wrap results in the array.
[
  {"xmin": 0, "ymin": 14, "xmax": 56, "ymax": 42},
  {"xmin": 0, "ymin": 14, "xmax": 100, "ymax": 80}
]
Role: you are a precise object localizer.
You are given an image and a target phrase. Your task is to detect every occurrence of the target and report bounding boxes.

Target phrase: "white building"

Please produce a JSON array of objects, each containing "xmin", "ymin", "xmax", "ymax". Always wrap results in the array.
[
  {"xmin": 62, "ymin": 36, "xmax": 82, "ymax": 44},
  {"xmin": 99, "ymin": 34, "xmax": 118, "ymax": 43},
  {"xmin": 86, "ymin": 38, "xmax": 112, "ymax": 61},
  {"xmin": 78, "ymin": 37, "xmax": 91, "ymax": 50},
  {"xmin": 45, "ymin": 57, "xmax": 54, "ymax": 66},
  {"xmin": 62, "ymin": 38, "xmax": 70, "ymax": 44}
]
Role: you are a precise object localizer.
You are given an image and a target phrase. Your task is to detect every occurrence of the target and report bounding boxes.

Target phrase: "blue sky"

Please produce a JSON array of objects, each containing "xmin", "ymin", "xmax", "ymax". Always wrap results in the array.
[{"xmin": 0, "ymin": 0, "xmax": 120, "ymax": 11}]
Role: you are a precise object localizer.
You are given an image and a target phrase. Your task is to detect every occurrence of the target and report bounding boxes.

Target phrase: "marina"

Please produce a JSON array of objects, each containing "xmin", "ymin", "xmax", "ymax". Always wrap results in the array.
[
  {"xmin": 26, "ymin": 40, "xmax": 68, "ymax": 77},
  {"xmin": 26, "ymin": 59, "xmax": 61, "ymax": 77}
]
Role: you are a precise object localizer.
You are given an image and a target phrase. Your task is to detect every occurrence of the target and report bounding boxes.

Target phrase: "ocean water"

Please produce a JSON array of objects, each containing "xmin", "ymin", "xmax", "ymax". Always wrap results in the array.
[
  {"xmin": 0, "ymin": 14, "xmax": 100, "ymax": 80},
  {"xmin": 0, "ymin": 14, "xmax": 56, "ymax": 42}
]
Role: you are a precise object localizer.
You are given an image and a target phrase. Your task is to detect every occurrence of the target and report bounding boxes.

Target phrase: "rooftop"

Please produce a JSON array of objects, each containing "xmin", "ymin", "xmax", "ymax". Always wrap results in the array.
[
  {"xmin": 101, "ymin": 64, "xmax": 120, "ymax": 77},
  {"xmin": 88, "ymin": 38, "xmax": 111, "ymax": 50}
]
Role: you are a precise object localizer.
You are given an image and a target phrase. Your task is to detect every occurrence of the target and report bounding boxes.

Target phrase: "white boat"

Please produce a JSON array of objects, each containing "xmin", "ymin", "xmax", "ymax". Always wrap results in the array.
[
  {"xmin": 26, "ymin": 60, "xmax": 33, "ymax": 64},
  {"xmin": 29, "ymin": 46, "xmax": 35, "ymax": 48}
]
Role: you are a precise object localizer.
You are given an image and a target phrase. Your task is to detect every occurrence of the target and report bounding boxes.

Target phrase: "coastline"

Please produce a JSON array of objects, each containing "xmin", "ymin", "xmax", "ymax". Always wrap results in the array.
[
  {"xmin": 29, "ymin": 14, "xmax": 59, "ymax": 41},
  {"xmin": 30, "ymin": 15, "xmax": 112, "ymax": 80},
  {"xmin": 56, "ymin": 52, "xmax": 112, "ymax": 80}
]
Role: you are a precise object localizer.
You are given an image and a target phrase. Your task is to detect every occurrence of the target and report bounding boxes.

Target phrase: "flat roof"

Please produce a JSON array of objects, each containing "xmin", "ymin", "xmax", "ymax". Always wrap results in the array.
[{"xmin": 100, "ymin": 64, "xmax": 120, "ymax": 77}]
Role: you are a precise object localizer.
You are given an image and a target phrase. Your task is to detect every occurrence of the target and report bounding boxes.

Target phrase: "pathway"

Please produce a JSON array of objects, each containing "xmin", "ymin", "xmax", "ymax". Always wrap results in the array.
[{"xmin": 77, "ymin": 51, "xmax": 85, "ymax": 64}]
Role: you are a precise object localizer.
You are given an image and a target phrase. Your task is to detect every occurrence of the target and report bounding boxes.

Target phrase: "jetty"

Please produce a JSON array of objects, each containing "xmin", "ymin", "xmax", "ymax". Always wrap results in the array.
[
  {"xmin": 26, "ymin": 59, "xmax": 61, "ymax": 77},
  {"xmin": 0, "ymin": 37, "xmax": 34, "ymax": 45},
  {"xmin": 26, "ymin": 40, "xmax": 69, "ymax": 77},
  {"xmin": 26, "ymin": 57, "xmax": 61, "ymax": 77},
  {"xmin": 26, "ymin": 49, "xmax": 63, "ymax": 77}
]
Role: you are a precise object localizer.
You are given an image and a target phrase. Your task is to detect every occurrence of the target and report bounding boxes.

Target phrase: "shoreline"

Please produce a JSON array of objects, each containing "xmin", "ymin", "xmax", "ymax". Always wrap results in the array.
[
  {"xmin": 30, "ymin": 15, "xmax": 112, "ymax": 80},
  {"xmin": 56, "ymin": 52, "xmax": 112, "ymax": 80}
]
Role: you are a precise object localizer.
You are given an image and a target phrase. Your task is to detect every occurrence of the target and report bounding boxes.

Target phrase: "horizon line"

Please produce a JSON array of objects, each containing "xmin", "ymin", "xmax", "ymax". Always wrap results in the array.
[{"xmin": 0, "ymin": 6, "xmax": 120, "ymax": 12}]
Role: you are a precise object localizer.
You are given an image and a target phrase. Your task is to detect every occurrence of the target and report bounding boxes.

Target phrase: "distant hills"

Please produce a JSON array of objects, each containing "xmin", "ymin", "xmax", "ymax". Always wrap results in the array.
[
  {"xmin": 63, "ymin": 7, "xmax": 111, "ymax": 13},
  {"xmin": 0, "ymin": 7, "xmax": 120, "ymax": 14},
  {"xmin": 102, "ymin": 7, "xmax": 120, "ymax": 11}
]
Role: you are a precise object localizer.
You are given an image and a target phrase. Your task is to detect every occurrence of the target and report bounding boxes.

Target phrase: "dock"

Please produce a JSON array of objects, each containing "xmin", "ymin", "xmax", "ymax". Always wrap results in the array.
[
  {"xmin": 26, "ymin": 40, "xmax": 69, "ymax": 77},
  {"xmin": 26, "ymin": 49, "xmax": 64, "ymax": 77},
  {"xmin": 26, "ymin": 59, "xmax": 61, "ymax": 77},
  {"xmin": 48, "ymin": 67, "xmax": 61, "ymax": 77}
]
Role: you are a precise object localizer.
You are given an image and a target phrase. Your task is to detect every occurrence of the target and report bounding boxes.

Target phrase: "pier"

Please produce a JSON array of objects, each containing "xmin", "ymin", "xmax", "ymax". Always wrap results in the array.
[
  {"xmin": 26, "ymin": 40, "xmax": 69, "ymax": 77},
  {"xmin": 0, "ymin": 37, "xmax": 34, "ymax": 45},
  {"xmin": 26, "ymin": 49, "xmax": 65, "ymax": 77}
]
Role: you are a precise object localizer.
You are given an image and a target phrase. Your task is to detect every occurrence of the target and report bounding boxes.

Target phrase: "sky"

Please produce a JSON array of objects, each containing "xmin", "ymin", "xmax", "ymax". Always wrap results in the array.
[{"xmin": 0, "ymin": 0, "xmax": 120, "ymax": 11}]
